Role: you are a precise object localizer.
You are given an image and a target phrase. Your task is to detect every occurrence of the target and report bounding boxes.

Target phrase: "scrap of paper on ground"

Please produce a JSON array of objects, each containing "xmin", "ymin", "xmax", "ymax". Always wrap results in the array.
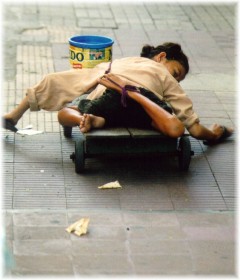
[
  {"xmin": 98, "ymin": 180, "xmax": 122, "ymax": 189},
  {"xmin": 66, "ymin": 218, "xmax": 90, "ymax": 236}
]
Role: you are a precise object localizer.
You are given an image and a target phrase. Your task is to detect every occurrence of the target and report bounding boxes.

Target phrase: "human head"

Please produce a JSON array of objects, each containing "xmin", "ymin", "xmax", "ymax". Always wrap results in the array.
[{"xmin": 140, "ymin": 42, "xmax": 189, "ymax": 82}]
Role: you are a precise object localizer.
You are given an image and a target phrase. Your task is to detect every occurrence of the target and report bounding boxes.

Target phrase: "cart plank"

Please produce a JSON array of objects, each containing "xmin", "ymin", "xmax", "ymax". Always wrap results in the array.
[
  {"xmin": 84, "ymin": 127, "xmax": 131, "ymax": 139},
  {"xmin": 127, "ymin": 128, "xmax": 165, "ymax": 138}
]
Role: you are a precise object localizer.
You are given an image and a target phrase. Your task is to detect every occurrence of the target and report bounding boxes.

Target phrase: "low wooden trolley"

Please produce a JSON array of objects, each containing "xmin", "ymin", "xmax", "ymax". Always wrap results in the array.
[{"xmin": 64, "ymin": 126, "xmax": 194, "ymax": 173}]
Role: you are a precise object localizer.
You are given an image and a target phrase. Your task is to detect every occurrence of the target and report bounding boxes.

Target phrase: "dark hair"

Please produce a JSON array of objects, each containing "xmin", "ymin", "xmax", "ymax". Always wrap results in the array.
[{"xmin": 140, "ymin": 42, "xmax": 189, "ymax": 74}]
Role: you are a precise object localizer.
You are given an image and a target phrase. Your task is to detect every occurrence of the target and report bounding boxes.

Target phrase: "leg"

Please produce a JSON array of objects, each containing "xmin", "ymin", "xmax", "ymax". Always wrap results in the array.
[
  {"xmin": 58, "ymin": 107, "xmax": 83, "ymax": 127},
  {"xmin": 3, "ymin": 95, "xmax": 31, "ymax": 132},
  {"xmin": 58, "ymin": 107, "xmax": 106, "ymax": 133},
  {"xmin": 4, "ymin": 96, "xmax": 30, "ymax": 125}
]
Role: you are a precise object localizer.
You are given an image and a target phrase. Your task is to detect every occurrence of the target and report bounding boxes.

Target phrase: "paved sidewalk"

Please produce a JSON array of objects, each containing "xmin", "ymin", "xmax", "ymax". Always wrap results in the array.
[{"xmin": 2, "ymin": 1, "xmax": 237, "ymax": 277}]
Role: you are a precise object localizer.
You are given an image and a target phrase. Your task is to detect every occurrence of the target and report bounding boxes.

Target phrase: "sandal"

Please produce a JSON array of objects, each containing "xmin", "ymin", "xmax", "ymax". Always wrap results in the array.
[
  {"xmin": 3, "ymin": 118, "xmax": 18, "ymax": 132},
  {"xmin": 203, "ymin": 126, "xmax": 233, "ymax": 146}
]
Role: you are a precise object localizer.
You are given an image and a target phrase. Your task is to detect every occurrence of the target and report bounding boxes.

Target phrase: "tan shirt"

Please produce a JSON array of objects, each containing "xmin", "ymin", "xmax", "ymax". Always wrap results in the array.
[{"xmin": 27, "ymin": 56, "xmax": 199, "ymax": 128}]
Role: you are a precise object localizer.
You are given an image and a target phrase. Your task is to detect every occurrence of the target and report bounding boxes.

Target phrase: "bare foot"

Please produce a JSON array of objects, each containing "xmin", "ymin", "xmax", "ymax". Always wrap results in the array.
[
  {"xmin": 79, "ymin": 114, "xmax": 106, "ymax": 133},
  {"xmin": 98, "ymin": 73, "xmax": 127, "ymax": 93}
]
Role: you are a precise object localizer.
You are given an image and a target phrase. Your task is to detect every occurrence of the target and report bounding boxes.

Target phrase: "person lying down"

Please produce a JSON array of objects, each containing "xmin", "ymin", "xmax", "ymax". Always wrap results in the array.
[{"xmin": 4, "ymin": 42, "xmax": 233, "ymax": 145}]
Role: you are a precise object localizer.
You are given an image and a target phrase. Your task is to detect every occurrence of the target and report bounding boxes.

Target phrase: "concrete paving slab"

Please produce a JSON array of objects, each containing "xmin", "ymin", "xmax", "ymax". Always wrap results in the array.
[
  {"xmin": 12, "ymin": 255, "xmax": 74, "ymax": 276},
  {"xmin": 3, "ymin": 209, "xmax": 236, "ymax": 276},
  {"xmin": 189, "ymin": 241, "xmax": 235, "ymax": 275}
]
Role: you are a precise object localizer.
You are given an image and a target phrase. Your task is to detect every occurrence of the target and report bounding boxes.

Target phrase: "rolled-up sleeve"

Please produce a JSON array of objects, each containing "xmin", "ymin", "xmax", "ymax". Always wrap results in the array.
[{"xmin": 163, "ymin": 75, "xmax": 199, "ymax": 129}]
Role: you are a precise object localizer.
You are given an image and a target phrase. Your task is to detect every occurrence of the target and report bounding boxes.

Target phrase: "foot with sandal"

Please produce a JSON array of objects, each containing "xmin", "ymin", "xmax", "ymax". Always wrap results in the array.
[
  {"xmin": 3, "ymin": 118, "xmax": 18, "ymax": 133},
  {"xmin": 3, "ymin": 95, "xmax": 30, "ymax": 133}
]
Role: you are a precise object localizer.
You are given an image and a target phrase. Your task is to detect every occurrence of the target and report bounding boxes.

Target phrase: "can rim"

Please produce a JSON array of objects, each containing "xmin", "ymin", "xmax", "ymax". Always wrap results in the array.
[{"xmin": 69, "ymin": 35, "xmax": 114, "ymax": 49}]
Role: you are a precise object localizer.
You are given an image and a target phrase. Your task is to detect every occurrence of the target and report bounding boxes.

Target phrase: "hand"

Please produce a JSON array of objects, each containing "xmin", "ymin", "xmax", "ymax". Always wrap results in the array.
[
  {"xmin": 209, "ymin": 123, "xmax": 225, "ymax": 141},
  {"xmin": 188, "ymin": 122, "xmax": 233, "ymax": 144},
  {"xmin": 98, "ymin": 73, "xmax": 127, "ymax": 93},
  {"xmin": 210, "ymin": 124, "xmax": 234, "ymax": 140}
]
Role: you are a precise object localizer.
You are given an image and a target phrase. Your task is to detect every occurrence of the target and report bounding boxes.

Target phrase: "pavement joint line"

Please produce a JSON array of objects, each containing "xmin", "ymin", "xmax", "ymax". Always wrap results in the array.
[{"xmin": 2, "ymin": 209, "xmax": 235, "ymax": 214}]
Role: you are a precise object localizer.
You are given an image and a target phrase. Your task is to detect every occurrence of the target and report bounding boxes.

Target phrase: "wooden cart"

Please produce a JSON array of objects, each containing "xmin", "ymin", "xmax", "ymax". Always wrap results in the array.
[{"xmin": 64, "ymin": 126, "xmax": 194, "ymax": 173}]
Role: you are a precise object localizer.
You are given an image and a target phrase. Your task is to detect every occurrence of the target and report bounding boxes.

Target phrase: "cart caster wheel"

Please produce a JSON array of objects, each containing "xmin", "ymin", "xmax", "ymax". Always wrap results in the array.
[
  {"xmin": 70, "ymin": 152, "xmax": 75, "ymax": 161},
  {"xmin": 178, "ymin": 135, "xmax": 192, "ymax": 171},
  {"xmin": 74, "ymin": 138, "xmax": 85, "ymax": 173},
  {"xmin": 63, "ymin": 126, "xmax": 72, "ymax": 138}
]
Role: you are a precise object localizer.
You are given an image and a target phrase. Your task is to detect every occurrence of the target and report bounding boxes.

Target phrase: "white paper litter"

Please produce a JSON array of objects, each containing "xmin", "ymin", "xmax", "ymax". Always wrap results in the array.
[
  {"xmin": 17, "ymin": 129, "xmax": 43, "ymax": 135},
  {"xmin": 66, "ymin": 218, "xmax": 90, "ymax": 236},
  {"xmin": 16, "ymin": 125, "xmax": 43, "ymax": 135},
  {"xmin": 22, "ymin": 125, "xmax": 33, "ymax": 129},
  {"xmin": 98, "ymin": 180, "xmax": 122, "ymax": 189}
]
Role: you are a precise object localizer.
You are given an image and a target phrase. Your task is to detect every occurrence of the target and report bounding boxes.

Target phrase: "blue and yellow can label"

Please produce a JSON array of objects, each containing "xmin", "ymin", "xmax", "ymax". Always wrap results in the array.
[{"xmin": 69, "ymin": 45, "xmax": 112, "ymax": 69}]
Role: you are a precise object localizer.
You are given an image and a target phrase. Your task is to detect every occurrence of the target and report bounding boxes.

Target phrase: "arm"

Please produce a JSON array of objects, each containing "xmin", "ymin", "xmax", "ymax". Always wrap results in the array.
[
  {"xmin": 161, "ymin": 77, "xmax": 234, "ymax": 142},
  {"xmin": 97, "ymin": 73, "xmax": 184, "ymax": 138},
  {"xmin": 129, "ymin": 91, "xmax": 233, "ymax": 142},
  {"xmin": 127, "ymin": 90, "xmax": 185, "ymax": 138}
]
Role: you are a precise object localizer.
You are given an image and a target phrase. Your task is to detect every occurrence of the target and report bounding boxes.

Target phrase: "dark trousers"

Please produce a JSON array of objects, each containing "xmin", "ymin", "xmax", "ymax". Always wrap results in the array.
[{"xmin": 78, "ymin": 88, "xmax": 172, "ymax": 129}]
